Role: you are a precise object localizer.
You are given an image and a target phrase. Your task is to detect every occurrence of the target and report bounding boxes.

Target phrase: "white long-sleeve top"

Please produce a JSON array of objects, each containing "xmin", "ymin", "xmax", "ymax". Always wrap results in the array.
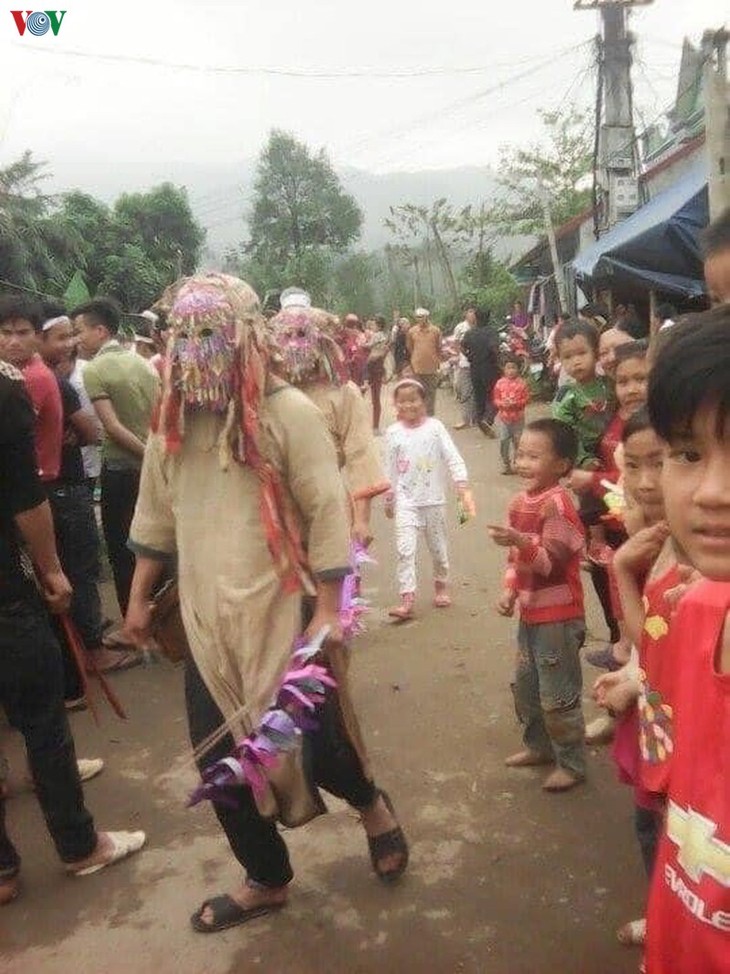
[{"xmin": 385, "ymin": 417, "xmax": 468, "ymax": 508}]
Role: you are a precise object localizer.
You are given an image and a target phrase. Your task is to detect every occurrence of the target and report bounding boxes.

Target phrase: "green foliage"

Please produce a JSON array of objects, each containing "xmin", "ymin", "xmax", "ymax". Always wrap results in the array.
[
  {"xmin": 0, "ymin": 154, "xmax": 205, "ymax": 310},
  {"xmin": 495, "ymin": 106, "xmax": 593, "ymax": 233},
  {"xmin": 461, "ymin": 249, "xmax": 521, "ymax": 322},
  {"xmin": 247, "ymin": 130, "xmax": 362, "ymax": 294},
  {"xmin": 330, "ymin": 252, "xmax": 381, "ymax": 314},
  {"xmin": 0, "ymin": 151, "xmax": 83, "ymax": 293}
]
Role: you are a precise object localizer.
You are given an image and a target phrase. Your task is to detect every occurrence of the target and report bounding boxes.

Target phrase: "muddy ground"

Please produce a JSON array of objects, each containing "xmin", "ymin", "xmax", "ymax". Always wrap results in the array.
[{"xmin": 1, "ymin": 395, "xmax": 645, "ymax": 974}]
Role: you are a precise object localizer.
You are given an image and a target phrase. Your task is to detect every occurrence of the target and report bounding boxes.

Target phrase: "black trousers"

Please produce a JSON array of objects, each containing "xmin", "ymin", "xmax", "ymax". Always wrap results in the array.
[
  {"xmin": 0, "ymin": 599, "xmax": 96, "ymax": 876},
  {"xmin": 470, "ymin": 369, "xmax": 497, "ymax": 424},
  {"xmin": 100, "ymin": 465, "xmax": 140, "ymax": 617},
  {"xmin": 635, "ymin": 804, "xmax": 663, "ymax": 877},
  {"xmin": 185, "ymin": 655, "xmax": 376, "ymax": 888},
  {"xmin": 48, "ymin": 483, "xmax": 103, "ymax": 649}
]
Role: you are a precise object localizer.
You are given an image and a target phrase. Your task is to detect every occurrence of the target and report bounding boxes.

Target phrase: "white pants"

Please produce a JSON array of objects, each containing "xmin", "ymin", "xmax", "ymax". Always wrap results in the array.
[{"xmin": 395, "ymin": 504, "xmax": 449, "ymax": 594}]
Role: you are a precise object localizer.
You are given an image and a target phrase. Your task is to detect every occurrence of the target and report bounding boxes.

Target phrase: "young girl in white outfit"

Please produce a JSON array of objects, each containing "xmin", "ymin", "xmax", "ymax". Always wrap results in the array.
[{"xmin": 384, "ymin": 378, "xmax": 471, "ymax": 621}]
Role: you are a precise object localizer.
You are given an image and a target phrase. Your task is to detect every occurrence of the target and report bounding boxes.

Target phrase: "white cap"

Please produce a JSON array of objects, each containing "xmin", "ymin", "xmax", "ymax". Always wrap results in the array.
[
  {"xmin": 414, "ymin": 307, "xmax": 430, "ymax": 318},
  {"xmin": 41, "ymin": 315, "xmax": 71, "ymax": 333},
  {"xmin": 280, "ymin": 287, "xmax": 312, "ymax": 310}
]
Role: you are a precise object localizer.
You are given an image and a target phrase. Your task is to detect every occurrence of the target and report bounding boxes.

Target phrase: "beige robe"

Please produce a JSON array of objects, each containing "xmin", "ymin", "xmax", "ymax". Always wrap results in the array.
[
  {"xmin": 301, "ymin": 380, "xmax": 389, "ymax": 500},
  {"xmin": 129, "ymin": 385, "xmax": 353, "ymax": 823}
]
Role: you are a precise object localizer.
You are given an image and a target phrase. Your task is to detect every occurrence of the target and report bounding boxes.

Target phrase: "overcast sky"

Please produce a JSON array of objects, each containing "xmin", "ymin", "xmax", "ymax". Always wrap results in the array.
[{"xmin": 0, "ymin": 0, "xmax": 726, "ymax": 197}]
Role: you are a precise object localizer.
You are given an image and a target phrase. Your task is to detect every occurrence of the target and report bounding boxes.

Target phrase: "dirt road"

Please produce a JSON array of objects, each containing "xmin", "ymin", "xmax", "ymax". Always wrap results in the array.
[{"xmin": 1, "ymin": 394, "xmax": 645, "ymax": 974}]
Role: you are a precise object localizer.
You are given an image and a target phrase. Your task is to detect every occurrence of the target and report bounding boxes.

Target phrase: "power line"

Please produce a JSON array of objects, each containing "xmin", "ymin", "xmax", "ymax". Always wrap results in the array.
[
  {"xmin": 9, "ymin": 42, "xmax": 581, "ymax": 80},
  {"xmin": 344, "ymin": 39, "xmax": 593, "ymax": 160}
]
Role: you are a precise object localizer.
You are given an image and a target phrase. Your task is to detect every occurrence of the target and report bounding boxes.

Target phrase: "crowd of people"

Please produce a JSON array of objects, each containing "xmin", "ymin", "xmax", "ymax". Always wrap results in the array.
[{"xmin": 0, "ymin": 206, "xmax": 729, "ymax": 973}]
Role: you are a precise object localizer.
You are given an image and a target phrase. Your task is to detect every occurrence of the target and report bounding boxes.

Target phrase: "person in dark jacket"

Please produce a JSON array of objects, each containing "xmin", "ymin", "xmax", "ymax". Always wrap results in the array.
[{"xmin": 462, "ymin": 307, "xmax": 500, "ymax": 436}]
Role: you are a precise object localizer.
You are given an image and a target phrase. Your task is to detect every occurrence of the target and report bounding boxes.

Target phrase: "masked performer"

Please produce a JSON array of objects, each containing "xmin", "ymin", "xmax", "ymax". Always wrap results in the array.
[
  {"xmin": 124, "ymin": 274, "xmax": 407, "ymax": 934},
  {"xmin": 267, "ymin": 302, "xmax": 389, "ymax": 546}
]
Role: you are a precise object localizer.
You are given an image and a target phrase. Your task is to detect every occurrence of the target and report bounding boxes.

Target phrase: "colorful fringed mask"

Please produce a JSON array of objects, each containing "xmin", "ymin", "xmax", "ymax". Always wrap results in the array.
[
  {"xmin": 152, "ymin": 272, "xmax": 309, "ymax": 593},
  {"xmin": 268, "ymin": 306, "xmax": 346, "ymax": 386}
]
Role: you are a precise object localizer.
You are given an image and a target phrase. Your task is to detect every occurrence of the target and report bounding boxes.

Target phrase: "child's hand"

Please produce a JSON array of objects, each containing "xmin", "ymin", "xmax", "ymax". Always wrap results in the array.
[
  {"xmin": 592, "ymin": 669, "xmax": 627, "ymax": 704},
  {"xmin": 614, "ymin": 522, "xmax": 670, "ymax": 575},
  {"xmin": 664, "ymin": 564, "xmax": 703, "ymax": 613},
  {"xmin": 488, "ymin": 524, "xmax": 528, "ymax": 549},
  {"xmin": 593, "ymin": 671, "xmax": 639, "ymax": 713},
  {"xmin": 496, "ymin": 590, "xmax": 517, "ymax": 617},
  {"xmin": 457, "ymin": 486, "xmax": 476, "ymax": 519},
  {"xmin": 568, "ymin": 469, "xmax": 594, "ymax": 493}
]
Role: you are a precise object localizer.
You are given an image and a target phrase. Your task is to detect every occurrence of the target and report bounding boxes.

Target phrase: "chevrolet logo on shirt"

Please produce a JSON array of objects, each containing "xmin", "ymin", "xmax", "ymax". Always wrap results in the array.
[{"xmin": 667, "ymin": 802, "xmax": 730, "ymax": 887}]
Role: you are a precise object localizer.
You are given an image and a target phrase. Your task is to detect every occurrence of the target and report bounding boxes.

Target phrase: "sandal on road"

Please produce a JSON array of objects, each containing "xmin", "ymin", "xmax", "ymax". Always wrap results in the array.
[
  {"xmin": 88, "ymin": 649, "xmax": 142, "ymax": 674},
  {"xmin": 367, "ymin": 791, "xmax": 409, "ymax": 884},
  {"xmin": 190, "ymin": 894, "xmax": 285, "ymax": 934},
  {"xmin": 68, "ymin": 830, "xmax": 146, "ymax": 877}
]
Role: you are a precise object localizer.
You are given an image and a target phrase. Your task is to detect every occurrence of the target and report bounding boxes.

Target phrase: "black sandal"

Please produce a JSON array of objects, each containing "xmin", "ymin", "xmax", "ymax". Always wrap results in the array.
[
  {"xmin": 366, "ymin": 790, "xmax": 409, "ymax": 884},
  {"xmin": 190, "ymin": 894, "xmax": 285, "ymax": 933}
]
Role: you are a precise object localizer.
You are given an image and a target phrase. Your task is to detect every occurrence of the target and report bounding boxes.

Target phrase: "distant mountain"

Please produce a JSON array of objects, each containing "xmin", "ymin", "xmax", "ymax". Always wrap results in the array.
[{"xmin": 42, "ymin": 151, "xmax": 526, "ymax": 261}]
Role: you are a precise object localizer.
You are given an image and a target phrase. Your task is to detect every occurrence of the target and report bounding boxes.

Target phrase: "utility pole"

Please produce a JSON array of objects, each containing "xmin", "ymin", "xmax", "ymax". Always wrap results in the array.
[
  {"xmin": 575, "ymin": 0, "xmax": 652, "ymax": 236},
  {"xmin": 702, "ymin": 28, "xmax": 730, "ymax": 220}
]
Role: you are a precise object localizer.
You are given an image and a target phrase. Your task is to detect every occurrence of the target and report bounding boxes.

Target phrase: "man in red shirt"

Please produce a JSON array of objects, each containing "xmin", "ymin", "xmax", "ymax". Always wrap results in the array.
[{"xmin": 0, "ymin": 297, "xmax": 62, "ymax": 482}]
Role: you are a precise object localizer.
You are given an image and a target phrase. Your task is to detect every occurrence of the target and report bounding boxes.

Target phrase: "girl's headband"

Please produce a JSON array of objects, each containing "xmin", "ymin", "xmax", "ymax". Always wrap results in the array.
[{"xmin": 392, "ymin": 377, "xmax": 425, "ymax": 396}]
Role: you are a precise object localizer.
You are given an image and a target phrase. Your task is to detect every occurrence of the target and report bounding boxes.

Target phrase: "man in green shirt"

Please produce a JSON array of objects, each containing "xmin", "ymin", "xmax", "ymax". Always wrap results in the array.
[{"xmin": 72, "ymin": 299, "xmax": 159, "ymax": 624}]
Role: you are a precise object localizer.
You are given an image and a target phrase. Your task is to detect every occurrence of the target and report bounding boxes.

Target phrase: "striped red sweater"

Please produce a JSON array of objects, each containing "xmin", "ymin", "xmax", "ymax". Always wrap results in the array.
[{"xmin": 504, "ymin": 484, "xmax": 586, "ymax": 624}]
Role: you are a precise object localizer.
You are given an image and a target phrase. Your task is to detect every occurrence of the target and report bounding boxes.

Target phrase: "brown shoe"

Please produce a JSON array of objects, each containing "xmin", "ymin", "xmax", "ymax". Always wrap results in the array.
[
  {"xmin": 504, "ymin": 749, "xmax": 554, "ymax": 768},
  {"xmin": 542, "ymin": 768, "xmax": 584, "ymax": 792}
]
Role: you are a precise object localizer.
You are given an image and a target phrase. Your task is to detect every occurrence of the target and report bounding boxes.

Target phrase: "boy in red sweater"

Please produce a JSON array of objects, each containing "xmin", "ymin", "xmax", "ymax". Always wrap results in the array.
[
  {"xmin": 642, "ymin": 309, "xmax": 730, "ymax": 974},
  {"xmin": 492, "ymin": 355, "xmax": 530, "ymax": 474},
  {"xmin": 489, "ymin": 418, "xmax": 587, "ymax": 792}
]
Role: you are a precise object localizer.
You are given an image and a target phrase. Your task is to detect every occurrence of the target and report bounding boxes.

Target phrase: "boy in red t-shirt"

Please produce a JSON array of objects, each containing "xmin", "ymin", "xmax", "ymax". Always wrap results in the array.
[
  {"xmin": 492, "ymin": 355, "xmax": 530, "ymax": 475},
  {"xmin": 489, "ymin": 418, "xmax": 586, "ymax": 792},
  {"xmin": 642, "ymin": 308, "xmax": 730, "ymax": 974}
]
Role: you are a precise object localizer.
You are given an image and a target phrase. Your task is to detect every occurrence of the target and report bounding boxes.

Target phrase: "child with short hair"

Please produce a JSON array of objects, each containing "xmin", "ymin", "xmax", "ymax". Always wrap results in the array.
[
  {"xmin": 641, "ymin": 308, "xmax": 730, "ymax": 974},
  {"xmin": 489, "ymin": 418, "xmax": 587, "ymax": 792},
  {"xmin": 385, "ymin": 378, "xmax": 472, "ymax": 621},
  {"xmin": 592, "ymin": 409, "xmax": 682, "ymax": 951},
  {"xmin": 492, "ymin": 355, "xmax": 530, "ymax": 475},
  {"xmin": 552, "ymin": 319, "xmax": 611, "ymax": 469}
]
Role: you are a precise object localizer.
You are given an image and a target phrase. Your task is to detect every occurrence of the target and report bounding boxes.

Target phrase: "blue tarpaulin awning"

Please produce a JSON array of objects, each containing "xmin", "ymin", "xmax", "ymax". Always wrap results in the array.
[{"xmin": 572, "ymin": 158, "xmax": 708, "ymax": 298}]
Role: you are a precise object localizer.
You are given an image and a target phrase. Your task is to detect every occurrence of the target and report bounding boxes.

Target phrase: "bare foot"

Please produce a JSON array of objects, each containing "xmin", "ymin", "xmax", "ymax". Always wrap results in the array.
[
  {"xmin": 543, "ymin": 768, "xmax": 584, "ymax": 792},
  {"xmin": 504, "ymin": 749, "xmax": 554, "ymax": 768},
  {"xmin": 196, "ymin": 883, "xmax": 288, "ymax": 929}
]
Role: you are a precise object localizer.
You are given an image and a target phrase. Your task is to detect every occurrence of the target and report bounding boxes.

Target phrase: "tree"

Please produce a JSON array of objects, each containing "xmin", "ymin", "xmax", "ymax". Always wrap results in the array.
[
  {"xmin": 0, "ymin": 151, "xmax": 82, "ymax": 293},
  {"xmin": 247, "ymin": 130, "xmax": 363, "ymax": 292},
  {"xmin": 330, "ymin": 252, "xmax": 381, "ymax": 314},
  {"xmin": 495, "ymin": 106, "xmax": 593, "ymax": 233},
  {"xmin": 114, "ymin": 183, "xmax": 204, "ymax": 280},
  {"xmin": 0, "ymin": 154, "xmax": 205, "ymax": 309},
  {"xmin": 460, "ymin": 248, "xmax": 520, "ymax": 322},
  {"xmin": 385, "ymin": 199, "xmax": 468, "ymax": 310}
]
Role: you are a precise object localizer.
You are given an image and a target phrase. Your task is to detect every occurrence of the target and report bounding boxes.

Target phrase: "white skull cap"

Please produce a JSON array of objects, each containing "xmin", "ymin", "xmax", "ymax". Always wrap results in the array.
[{"xmin": 280, "ymin": 287, "xmax": 312, "ymax": 310}]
